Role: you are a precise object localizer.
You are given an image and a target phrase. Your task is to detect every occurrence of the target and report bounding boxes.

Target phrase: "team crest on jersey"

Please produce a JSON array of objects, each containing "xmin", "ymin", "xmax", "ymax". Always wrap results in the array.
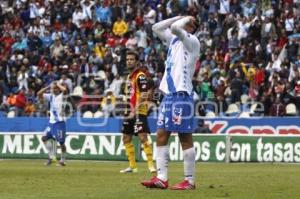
[
  {"xmin": 127, "ymin": 82, "xmax": 134, "ymax": 95},
  {"xmin": 134, "ymin": 124, "xmax": 143, "ymax": 133},
  {"xmin": 157, "ymin": 117, "xmax": 163, "ymax": 125},
  {"xmin": 157, "ymin": 120, "xmax": 164, "ymax": 126},
  {"xmin": 172, "ymin": 108, "xmax": 183, "ymax": 125}
]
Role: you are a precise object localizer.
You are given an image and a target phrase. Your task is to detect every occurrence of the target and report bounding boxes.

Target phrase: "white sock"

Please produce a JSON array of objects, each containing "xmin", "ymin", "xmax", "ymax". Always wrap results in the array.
[
  {"xmin": 183, "ymin": 147, "xmax": 196, "ymax": 185},
  {"xmin": 156, "ymin": 145, "xmax": 169, "ymax": 181},
  {"xmin": 61, "ymin": 153, "xmax": 66, "ymax": 162},
  {"xmin": 45, "ymin": 140, "xmax": 54, "ymax": 159},
  {"xmin": 52, "ymin": 140, "xmax": 57, "ymax": 160}
]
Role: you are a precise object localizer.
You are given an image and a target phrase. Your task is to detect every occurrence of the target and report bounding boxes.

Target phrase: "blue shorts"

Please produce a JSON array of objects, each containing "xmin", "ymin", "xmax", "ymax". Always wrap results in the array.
[
  {"xmin": 157, "ymin": 92, "xmax": 194, "ymax": 133},
  {"xmin": 44, "ymin": 121, "xmax": 66, "ymax": 144}
]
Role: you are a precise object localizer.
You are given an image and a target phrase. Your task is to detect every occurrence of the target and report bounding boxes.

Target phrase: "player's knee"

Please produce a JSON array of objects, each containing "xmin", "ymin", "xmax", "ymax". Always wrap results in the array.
[
  {"xmin": 156, "ymin": 135, "xmax": 168, "ymax": 146},
  {"xmin": 179, "ymin": 134, "xmax": 193, "ymax": 150},
  {"xmin": 122, "ymin": 134, "xmax": 132, "ymax": 144},
  {"xmin": 139, "ymin": 137, "xmax": 148, "ymax": 144},
  {"xmin": 181, "ymin": 141, "xmax": 193, "ymax": 150},
  {"xmin": 41, "ymin": 136, "xmax": 47, "ymax": 142},
  {"xmin": 138, "ymin": 133, "xmax": 148, "ymax": 143},
  {"xmin": 60, "ymin": 144, "xmax": 66, "ymax": 151},
  {"xmin": 156, "ymin": 137, "xmax": 164, "ymax": 145}
]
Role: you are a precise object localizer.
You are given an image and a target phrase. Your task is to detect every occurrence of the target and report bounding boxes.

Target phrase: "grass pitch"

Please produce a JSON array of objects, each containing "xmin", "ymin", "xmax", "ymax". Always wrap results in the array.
[{"xmin": 0, "ymin": 160, "xmax": 299, "ymax": 199}]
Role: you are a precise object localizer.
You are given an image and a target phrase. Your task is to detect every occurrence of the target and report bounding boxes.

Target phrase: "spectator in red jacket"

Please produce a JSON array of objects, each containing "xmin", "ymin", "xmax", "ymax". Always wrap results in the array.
[
  {"xmin": 269, "ymin": 97, "xmax": 285, "ymax": 117},
  {"xmin": 0, "ymin": 32, "xmax": 15, "ymax": 55},
  {"xmin": 15, "ymin": 88, "xmax": 27, "ymax": 116}
]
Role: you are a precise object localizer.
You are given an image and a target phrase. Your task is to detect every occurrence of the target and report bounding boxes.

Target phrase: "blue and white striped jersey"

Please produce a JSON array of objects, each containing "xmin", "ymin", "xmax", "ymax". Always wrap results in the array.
[{"xmin": 43, "ymin": 93, "xmax": 65, "ymax": 123}]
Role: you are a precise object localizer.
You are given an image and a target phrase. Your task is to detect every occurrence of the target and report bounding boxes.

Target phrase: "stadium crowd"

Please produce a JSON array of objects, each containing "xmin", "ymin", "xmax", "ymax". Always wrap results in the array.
[{"xmin": 0, "ymin": 0, "xmax": 300, "ymax": 118}]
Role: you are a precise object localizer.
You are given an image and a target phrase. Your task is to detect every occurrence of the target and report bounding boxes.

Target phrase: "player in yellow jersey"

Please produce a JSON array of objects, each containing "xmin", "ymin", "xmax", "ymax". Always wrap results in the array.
[{"xmin": 120, "ymin": 50, "xmax": 156, "ymax": 173}]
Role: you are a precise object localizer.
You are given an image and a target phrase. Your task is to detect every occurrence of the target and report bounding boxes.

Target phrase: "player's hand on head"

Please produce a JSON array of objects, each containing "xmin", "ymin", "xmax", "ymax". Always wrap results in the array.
[{"xmin": 188, "ymin": 16, "xmax": 196, "ymax": 24}]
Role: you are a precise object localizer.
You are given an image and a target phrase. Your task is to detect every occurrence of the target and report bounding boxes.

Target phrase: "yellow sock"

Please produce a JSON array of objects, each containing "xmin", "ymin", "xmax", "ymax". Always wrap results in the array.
[
  {"xmin": 124, "ymin": 142, "xmax": 137, "ymax": 169},
  {"xmin": 143, "ymin": 141, "xmax": 154, "ymax": 168}
]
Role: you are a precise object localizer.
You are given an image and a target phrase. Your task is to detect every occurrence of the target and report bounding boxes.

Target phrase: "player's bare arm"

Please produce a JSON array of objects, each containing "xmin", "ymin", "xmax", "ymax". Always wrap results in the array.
[
  {"xmin": 37, "ymin": 85, "xmax": 50, "ymax": 99},
  {"xmin": 152, "ymin": 16, "xmax": 183, "ymax": 46},
  {"xmin": 170, "ymin": 16, "xmax": 200, "ymax": 52},
  {"xmin": 56, "ymin": 82, "xmax": 67, "ymax": 93}
]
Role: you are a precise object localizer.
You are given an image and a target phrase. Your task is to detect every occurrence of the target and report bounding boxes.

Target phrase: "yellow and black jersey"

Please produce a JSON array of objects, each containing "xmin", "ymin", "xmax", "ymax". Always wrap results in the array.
[{"xmin": 125, "ymin": 67, "xmax": 151, "ymax": 116}]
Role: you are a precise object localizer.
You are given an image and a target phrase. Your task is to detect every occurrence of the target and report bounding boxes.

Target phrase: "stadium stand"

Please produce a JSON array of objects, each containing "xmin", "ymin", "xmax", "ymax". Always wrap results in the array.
[{"xmin": 0, "ymin": 0, "xmax": 300, "ymax": 117}]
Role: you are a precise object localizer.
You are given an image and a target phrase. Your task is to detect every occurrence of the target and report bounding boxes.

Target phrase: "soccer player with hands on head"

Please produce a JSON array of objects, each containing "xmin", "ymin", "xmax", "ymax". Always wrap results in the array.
[
  {"xmin": 37, "ymin": 81, "xmax": 68, "ymax": 166},
  {"xmin": 141, "ymin": 15, "xmax": 200, "ymax": 190}
]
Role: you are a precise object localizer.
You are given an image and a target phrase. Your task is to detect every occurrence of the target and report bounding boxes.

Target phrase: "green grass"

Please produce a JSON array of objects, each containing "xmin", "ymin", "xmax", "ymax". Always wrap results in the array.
[{"xmin": 0, "ymin": 160, "xmax": 299, "ymax": 199}]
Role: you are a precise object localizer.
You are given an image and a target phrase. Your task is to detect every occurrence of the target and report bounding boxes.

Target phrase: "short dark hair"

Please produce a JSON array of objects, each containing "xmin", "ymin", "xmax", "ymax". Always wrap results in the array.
[
  {"xmin": 126, "ymin": 50, "xmax": 139, "ymax": 60},
  {"xmin": 189, "ymin": 18, "xmax": 200, "ymax": 34},
  {"xmin": 193, "ymin": 18, "xmax": 200, "ymax": 30}
]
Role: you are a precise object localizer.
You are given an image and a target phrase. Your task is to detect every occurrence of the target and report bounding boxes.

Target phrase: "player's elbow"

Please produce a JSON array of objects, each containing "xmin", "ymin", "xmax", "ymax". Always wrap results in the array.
[
  {"xmin": 170, "ymin": 23, "xmax": 180, "ymax": 35},
  {"xmin": 37, "ymin": 89, "xmax": 42, "ymax": 97},
  {"xmin": 152, "ymin": 24, "xmax": 159, "ymax": 33},
  {"xmin": 37, "ymin": 92, "xmax": 43, "ymax": 100},
  {"xmin": 60, "ymin": 87, "xmax": 67, "ymax": 93},
  {"xmin": 152, "ymin": 23, "xmax": 163, "ymax": 34}
]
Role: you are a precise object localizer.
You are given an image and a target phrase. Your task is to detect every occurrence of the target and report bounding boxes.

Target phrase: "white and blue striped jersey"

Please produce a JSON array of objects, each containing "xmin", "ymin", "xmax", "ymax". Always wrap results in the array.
[
  {"xmin": 152, "ymin": 16, "xmax": 200, "ymax": 95},
  {"xmin": 43, "ymin": 93, "xmax": 65, "ymax": 123}
]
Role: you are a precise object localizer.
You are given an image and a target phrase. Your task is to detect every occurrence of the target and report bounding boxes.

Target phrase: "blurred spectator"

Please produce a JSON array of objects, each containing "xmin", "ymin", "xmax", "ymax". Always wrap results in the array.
[
  {"xmin": 270, "ymin": 97, "xmax": 286, "ymax": 116},
  {"xmin": 294, "ymin": 80, "xmax": 300, "ymax": 108},
  {"xmin": 136, "ymin": 26, "xmax": 148, "ymax": 48},
  {"xmin": 94, "ymin": 23, "xmax": 105, "ymax": 42},
  {"xmin": 5, "ymin": 92, "xmax": 17, "ymax": 112},
  {"xmin": 166, "ymin": 0, "xmax": 180, "ymax": 17},
  {"xmin": 80, "ymin": 0, "xmax": 95, "ymax": 20},
  {"xmin": 241, "ymin": 0, "xmax": 256, "ymax": 18},
  {"xmin": 29, "ymin": 1, "xmax": 41, "ymax": 20},
  {"xmin": 40, "ymin": 30, "xmax": 53, "ymax": 48},
  {"xmin": 214, "ymin": 77, "xmax": 227, "ymax": 112},
  {"xmin": 95, "ymin": 1, "xmax": 112, "ymax": 25},
  {"xmin": 24, "ymin": 98, "xmax": 36, "ymax": 116},
  {"xmin": 27, "ymin": 31, "xmax": 42, "ymax": 51},
  {"xmin": 59, "ymin": 73, "xmax": 73, "ymax": 93},
  {"xmin": 50, "ymin": 38, "xmax": 63, "ymax": 58},
  {"xmin": 194, "ymin": 119, "xmax": 211, "ymax": 134},
  {"xmin": 12, "ymin": 35, "xmax": 27, "ymax": 51},
  {"xmin": 135, "ymin": 9, "xmax": 144, "ymax": 27},
  {"xmin": 125, "ymin": 32, "xmax": 137, "ymax": 50},
  {"xmin": 17, "ymin": 65, "xmax": 29, "ymax": 91},
  {"xmin": 144, "ymin": 5, "xmax": 156, "ymax": 36},
  {"xmin": 72, "ymin": 6, "xmax": 84, "ymax": 29},
  {"xmin": 261, "ymin": 17, "xmax": 277, "ymax": 47},
  {"xmin": 219, "ymin": 0, "xmax": 230, "ymax": 18},
  {"xmin": 112, "ymin": 16, "xmax": 128, "ymax": 37},
  {"xmin": 101, "ymin": 90, "xmax": 116, "ymax": 117},
  {"xmin": 114, "ymin": 94, "xmax": 127, "ymax": 116},
  {"xmin": 110, "ymin": 1, "xmax": 122, "ymax": 23},
  {"xmin": 230, "ymin": 70, "xmax": 243, "ymax": 103},
  {"xmin": 109, "ymin": 74, "xmax": 124, "ymax": 96},
  {"xmin": 35, "ymin": 97, "xmax": 48, "ymax": 117},
  {"xmin": 15, "ymin": 88, "xmax": 26, "ymax": 116}
]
